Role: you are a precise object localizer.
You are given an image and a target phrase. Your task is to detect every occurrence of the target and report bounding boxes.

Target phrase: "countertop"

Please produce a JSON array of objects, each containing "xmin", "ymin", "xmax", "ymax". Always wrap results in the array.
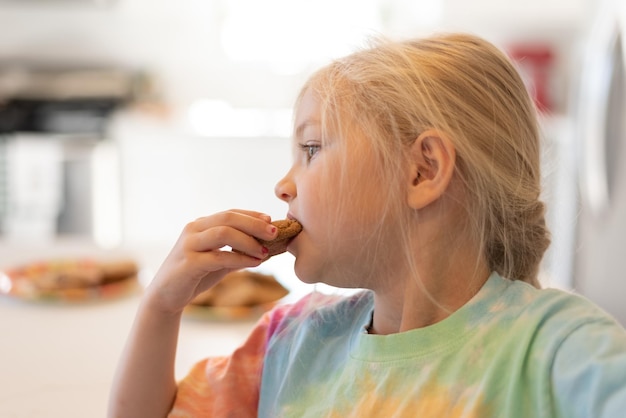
[
  {"xmin": 0, "ymin": 294, "xmax": 259, "ymax": 417},
  {"xmin": 0, "ymin": 238, "xmax": 261, "ymax": 417}
]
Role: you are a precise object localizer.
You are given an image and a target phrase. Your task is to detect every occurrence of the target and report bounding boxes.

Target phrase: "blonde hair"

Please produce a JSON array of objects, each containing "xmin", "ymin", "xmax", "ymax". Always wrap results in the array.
[{"xmin": 298, "ymin": 33, "xmax": 550, "ymax": 287}]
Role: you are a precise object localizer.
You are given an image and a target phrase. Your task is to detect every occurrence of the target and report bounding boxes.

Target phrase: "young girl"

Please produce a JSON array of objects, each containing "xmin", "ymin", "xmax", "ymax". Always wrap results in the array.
[{"xmin": 109, "ymin": 33, "xmax": 626, "ymax": 417}]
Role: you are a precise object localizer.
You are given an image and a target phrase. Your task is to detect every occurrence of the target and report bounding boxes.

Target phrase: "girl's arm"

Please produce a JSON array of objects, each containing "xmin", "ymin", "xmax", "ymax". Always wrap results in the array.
[
  {"xmin": 108, "ymin": 210, "xmax": 277, "ymax": 418},
  {"xmin": 107, "ymin": 297, "xmax": 182, "ymax": 417}
]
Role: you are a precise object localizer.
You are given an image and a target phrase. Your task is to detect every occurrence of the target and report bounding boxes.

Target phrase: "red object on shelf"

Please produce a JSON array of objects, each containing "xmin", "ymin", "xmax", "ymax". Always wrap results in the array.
[{"xmin": 508, "ymin": 44, "xmax": 555, "ymax": 112}]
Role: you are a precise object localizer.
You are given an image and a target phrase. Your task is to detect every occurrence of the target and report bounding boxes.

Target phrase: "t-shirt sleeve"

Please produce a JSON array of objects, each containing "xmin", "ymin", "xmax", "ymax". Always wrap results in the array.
[
  {"xmin": 551, "ymin": 317, "xmax": 626, "ymax": 418},
  {"xmin": 167, "ymin": 296, "xmax": 310, "ymax": 418},
  {"xmin": 167, "ymin": 311, "xmax": 274, "ymax": 417}
]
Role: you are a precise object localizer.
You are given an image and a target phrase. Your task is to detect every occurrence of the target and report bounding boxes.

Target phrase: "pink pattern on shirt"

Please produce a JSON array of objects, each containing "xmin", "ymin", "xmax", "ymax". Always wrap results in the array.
[{"xmin": 168, "ymin": 294, "xmax": 315, "ymax": 417}]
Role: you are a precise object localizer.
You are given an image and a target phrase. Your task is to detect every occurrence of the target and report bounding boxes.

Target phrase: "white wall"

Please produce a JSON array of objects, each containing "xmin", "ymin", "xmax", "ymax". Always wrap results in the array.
[
  {"xmin": 0, "ymin": 0, "xmax": 595, "ymax": 110},
  {"xmin": 0, "ymin": 1, "xmax": 307, "ymax": 111},
  {"xmin": 109, "ymin": 114, "xmax": 292, "ymax": 246}
]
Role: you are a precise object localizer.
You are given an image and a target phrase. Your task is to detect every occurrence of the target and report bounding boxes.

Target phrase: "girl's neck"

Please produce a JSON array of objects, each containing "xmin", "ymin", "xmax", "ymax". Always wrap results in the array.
[
  {"xmin": 368, "ymin": 246, "xmax": 490, "ymax": 335},
  {"xmin": 368, "ymin": 171, "xmax": 490, "ymax": 335}
]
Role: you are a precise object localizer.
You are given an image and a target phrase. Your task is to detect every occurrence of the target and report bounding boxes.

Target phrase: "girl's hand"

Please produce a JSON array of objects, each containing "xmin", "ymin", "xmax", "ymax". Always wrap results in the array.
[{"xmin": 144, "ymin": 209, "xmax": 277, "ymax": 314}]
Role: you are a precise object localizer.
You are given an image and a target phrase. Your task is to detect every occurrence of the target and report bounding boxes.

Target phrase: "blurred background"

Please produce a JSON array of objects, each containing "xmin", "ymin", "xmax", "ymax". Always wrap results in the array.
[
  {"xmin": 3, "ymin": 0, "xmax": 626, "ymax": 416},
  {"xmin": 0, "ymin": 0, "xmax": 624, "ymax": 300},
  {"xmin": 0, "ymin": 0, "xmax": 595, "ymax": 279},
  {"xmin": 3, "ymin": 0, "xmax": 623, "ymax": 302},
  {"xmin": 3, "ymin": 0, "xmax": 626, "ymax": 311}
]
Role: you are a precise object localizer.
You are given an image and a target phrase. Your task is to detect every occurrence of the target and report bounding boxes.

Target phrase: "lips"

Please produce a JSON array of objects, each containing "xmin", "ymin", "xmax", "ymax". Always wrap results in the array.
[{"xmin": 285, "ymin": 215, "xmax": 301, "ymax": 251}]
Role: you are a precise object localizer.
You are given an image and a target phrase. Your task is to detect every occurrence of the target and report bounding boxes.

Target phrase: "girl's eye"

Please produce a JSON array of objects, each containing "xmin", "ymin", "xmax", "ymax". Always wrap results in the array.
[{"xmin": 299, "ymin": 143, "xmax": 321, "ymax": 162}]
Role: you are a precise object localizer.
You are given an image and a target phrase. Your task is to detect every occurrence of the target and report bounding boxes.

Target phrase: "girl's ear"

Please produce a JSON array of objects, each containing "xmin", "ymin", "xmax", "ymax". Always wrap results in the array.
[{"xmin": 407, "ymin": 129, "xmax": 456, "ymax": 210}]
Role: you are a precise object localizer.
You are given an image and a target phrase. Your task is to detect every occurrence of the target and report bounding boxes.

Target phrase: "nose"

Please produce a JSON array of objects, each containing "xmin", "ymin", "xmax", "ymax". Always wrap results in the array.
[{"xmin": 274, "ymin": 169, "xmax": 296, "ymax": 202}]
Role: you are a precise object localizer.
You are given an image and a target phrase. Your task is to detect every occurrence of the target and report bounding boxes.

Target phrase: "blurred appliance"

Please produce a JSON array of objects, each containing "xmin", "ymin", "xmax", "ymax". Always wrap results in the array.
[
  {"xmin": 1, "ymin": 134, "xmax": 63, "ymax": 238},
  {"xmin": 0, "ymin": 66, "xmax": 131, "ymax": 243},
  {"xmin": 572, "ymin": 0, "xmax": 626, "ymax": 326}
]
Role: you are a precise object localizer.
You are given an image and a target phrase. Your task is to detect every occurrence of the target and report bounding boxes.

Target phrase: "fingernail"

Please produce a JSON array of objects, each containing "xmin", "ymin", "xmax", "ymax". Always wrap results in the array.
[
  {"xmin": 261, "ymin": 246, "xmax": 269, "ymax": 255},
  {"xmin": 267, "ymin": 225, "xmax": 277, "ymax": 234}
]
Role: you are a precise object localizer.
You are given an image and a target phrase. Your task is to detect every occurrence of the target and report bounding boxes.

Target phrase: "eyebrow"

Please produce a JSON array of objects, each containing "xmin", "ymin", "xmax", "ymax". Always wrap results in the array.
[{"xmin": 294, "ymin": 120, "xmax": 321, "ymax": 140}]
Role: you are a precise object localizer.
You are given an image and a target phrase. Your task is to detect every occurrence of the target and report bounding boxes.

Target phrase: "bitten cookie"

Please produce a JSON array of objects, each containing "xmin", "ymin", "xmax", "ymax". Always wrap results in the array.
[{"xmin": 258, "ymin": 219, "xmax": 302, "ymax": 257}]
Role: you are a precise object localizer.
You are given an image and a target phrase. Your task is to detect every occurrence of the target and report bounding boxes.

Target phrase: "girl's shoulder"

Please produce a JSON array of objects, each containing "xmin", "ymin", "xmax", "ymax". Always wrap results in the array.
[
  {"xmin": 507, "ymin": 277, "xmax": 622, "ymax": 328},
  {"xmin": 489, "ymin": 275, "xmax": 626, "ymax": 353}
]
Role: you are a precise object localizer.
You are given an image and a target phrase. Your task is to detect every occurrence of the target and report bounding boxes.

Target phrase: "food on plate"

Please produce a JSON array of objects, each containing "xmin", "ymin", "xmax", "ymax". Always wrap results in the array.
[
  {"xmin": 190, "ymin": 270, "xmax": 289, "ymax": 308},
  {"xmin": 0, "ymin": 258, "xmax": 139, "ymax": 301},
  {"xmin": 23, "ymin": 259, "xmax": 139, "ymax": 291},
  {"xmin": 99, "ymin": 260, "xmax": 140, "ymax": 284},
  {"xmin": 257, "ymin": 219, "xmax": 302, "ymax": 258}
]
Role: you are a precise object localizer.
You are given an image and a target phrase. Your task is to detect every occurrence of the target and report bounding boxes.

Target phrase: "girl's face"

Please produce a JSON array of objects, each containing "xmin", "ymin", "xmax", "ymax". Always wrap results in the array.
[{"xmin": 275, "ymin": 89, "xmax": 407, "ymax": 288}]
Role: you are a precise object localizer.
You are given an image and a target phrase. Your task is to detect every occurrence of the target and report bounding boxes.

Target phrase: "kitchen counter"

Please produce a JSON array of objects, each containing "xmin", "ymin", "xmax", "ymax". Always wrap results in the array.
[
  {"xmin": 0, "ymin": 238, "xmax": 260, "ymax": 417},
  {"xmin": 0, "ymin": 294, "xmax": 258, "ymax": 417}
]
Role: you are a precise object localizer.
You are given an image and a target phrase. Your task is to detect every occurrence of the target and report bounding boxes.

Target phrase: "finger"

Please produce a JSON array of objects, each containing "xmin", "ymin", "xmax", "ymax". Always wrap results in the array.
[
  {"xmin": 201, "ymin": 249, "xmax": 265, "ymax": 271},
  {"xmin": 192, "ymin": 209, "xmax": 272, "ymax": 232},
  {"xmin": 189, "ymin": 210, "xmax": 277, "ymax": 243},
  {"xmin": 187, "ymin": 249, "xmax": 265, "ymax": 290},
  {"xmin": 189, "ymin": 225, "xmax": 271, "ymax": 259}
]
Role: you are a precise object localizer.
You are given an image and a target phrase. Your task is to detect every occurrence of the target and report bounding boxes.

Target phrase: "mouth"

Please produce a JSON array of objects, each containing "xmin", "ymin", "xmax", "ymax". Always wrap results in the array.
[
  {"xmin": 285, "ymin": 214, "xmax": 302, "ymax": 249},
  {"xmin": 286, "ymin": 214, "xmax": 302, "ymax": 228}
]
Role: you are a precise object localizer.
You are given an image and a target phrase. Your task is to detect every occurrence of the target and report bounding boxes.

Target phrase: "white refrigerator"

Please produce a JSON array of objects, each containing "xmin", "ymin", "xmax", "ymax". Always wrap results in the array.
[{"xmin": 569, "ymin": 0, "xmax": 626, "ymax": 326}]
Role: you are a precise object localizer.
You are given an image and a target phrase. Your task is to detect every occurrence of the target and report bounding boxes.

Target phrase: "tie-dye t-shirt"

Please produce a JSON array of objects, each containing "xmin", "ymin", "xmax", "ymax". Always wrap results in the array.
[{"xmin": 169, "ymin": 272, "xmax": 626, "ymax": 417}]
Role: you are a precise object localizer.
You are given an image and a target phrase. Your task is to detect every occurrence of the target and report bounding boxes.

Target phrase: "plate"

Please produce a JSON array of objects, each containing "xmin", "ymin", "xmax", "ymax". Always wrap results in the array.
[
  {"xmin": 0, "ymin": 259, "xmax": 140, "ymax": 303},
  {"xmin": 183, "ymin": 298, "xmax": 285, "ymax": 321},
  {"xmin": 182, "ymin": 269, "xmax": 290, "ymax": 321}
]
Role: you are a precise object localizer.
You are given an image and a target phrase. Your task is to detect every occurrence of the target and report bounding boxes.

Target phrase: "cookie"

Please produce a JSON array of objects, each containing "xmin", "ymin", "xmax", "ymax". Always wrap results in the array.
[
  {"xmin": 258, "ymin": 219, "xmax": 302, "ymax": 257},
  {"xmin": 190, "ymin": 270, "xmax": 289, "ymax": 307}
]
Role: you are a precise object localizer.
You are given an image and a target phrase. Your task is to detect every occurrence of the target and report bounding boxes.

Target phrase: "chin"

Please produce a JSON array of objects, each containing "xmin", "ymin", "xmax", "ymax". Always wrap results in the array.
[
  {"xmin": 293, "ymin": 261, "xmax": 319, "ymax": 285},
  {"xmin": 293, "ymin": 260, "xmax": 356, "ymax": 289},
  {"xmin": 293, "ymin": 254, "xmax": 335, "ymax": 286}
]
